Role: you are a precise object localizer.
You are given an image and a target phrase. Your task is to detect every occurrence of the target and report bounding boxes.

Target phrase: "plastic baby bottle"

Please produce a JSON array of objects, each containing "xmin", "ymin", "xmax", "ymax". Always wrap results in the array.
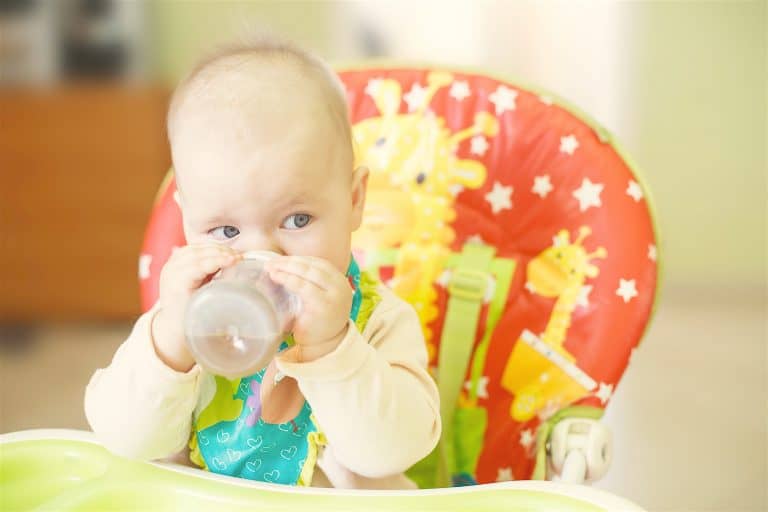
[{"xmin": 184, "ymin": 251, "xmax": 300, "ymax": 379}]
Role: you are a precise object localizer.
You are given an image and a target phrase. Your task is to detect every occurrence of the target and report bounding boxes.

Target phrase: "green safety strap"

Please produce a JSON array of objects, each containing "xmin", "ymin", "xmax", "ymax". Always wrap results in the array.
[
  {"xmin": 363, "ymin": 246, "xmax": 517, "ymax": 487},
  {"xmin": 364, "ymin": 247, "xmax": 601, "ymax": 485},
  {"xmin": 435, "ymin": 243, "xmax": 496, "ymax": 487},
  {"xmin": 466, "ymin": 257, "xmax": 516, "ymax": 403}
]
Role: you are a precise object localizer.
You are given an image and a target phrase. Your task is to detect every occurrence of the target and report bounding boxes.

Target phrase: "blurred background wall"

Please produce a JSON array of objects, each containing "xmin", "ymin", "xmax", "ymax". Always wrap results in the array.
[
  {"xmin": 148, "ymin": 0, "xmax": 766, "ymax": 290},
  {"xmin": 1, "ymin": 1, "xmax": 765, "ymax": 511}
]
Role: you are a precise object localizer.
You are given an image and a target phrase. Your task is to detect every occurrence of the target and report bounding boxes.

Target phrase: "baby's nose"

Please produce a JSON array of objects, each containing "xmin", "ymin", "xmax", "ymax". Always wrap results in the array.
[{"xmin": 237, "ymin": 233, "xmax": 284, "ymax": 256}]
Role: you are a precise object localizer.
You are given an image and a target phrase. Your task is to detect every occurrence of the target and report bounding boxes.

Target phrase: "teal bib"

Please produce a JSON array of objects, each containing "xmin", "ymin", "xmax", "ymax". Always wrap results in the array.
[{"xmin": 189, "ymin": 258, "xmax": 377, "ymax": 486}]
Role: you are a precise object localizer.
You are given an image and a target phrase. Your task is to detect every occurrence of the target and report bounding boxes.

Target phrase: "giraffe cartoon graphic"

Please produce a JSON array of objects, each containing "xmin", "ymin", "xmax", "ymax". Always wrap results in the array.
[
  {"xmin": 501, "ymin": 226, "xmax": 607, "ymax": 421},
  {"xmin": 352, "ymin": 72, "xmax": 499, "ymax": 362}
]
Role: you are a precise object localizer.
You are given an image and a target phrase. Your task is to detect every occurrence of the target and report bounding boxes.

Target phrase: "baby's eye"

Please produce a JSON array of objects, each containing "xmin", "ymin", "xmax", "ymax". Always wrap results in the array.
[
  {"xmin": 209, "ymin": 225, "xmax": 240, "ymax": 240},
  {"xmin": 282, "ymin": 214, "xmax": 312, "ymax": 230}
]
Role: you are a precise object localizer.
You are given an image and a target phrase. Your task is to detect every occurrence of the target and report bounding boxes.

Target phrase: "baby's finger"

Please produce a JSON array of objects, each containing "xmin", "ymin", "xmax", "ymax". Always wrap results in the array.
[
  {"xmin": 167, "ymin": 246, "xmax": 229, "ymax": 270},
  {"xmin": 177, "ymin": 252, "xmax": 239, "ymax": 289},
  {"xmin": 284, "ymin": 255, "xmax": 340, "ymax": 279},
  {"xmin": 268, "ymin": 268, "xmax": 325, "ymax": 298},
  {"xmin": 180, "ymin": 244, "xmax": 239, "ymax": 262},
  {"xmin": 265, "ymin": 257, "xmax": 332, "ymax": 290},
  {"xmin": 188, "ymin": 242, "xmax": 238, "ymax": 253}
]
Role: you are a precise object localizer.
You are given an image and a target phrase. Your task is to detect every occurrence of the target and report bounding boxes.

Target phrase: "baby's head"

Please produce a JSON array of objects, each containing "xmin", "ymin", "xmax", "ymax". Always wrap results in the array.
[{"xmin": 168, "ymin": 38, "xmax": 367, "ymax": 274}]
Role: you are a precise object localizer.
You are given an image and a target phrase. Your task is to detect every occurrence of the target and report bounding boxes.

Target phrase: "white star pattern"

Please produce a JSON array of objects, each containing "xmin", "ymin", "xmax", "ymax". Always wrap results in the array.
[
  {"xmin": 648, "ymin": 244, "xmax": 657, "ymax": 262},
  {"xmin": 520, "ymin": 429, "xmax": 535, "ymax": 449},
  {"xmin": 532, "ymin": 175, "xmax": 554, "ymax": 198},
  {"xmin": 524, "ymin": 281, "xmax": 536, "ymax": 294},
  {"xmin": 404, "ymin": 83, "xmax": 428, "ymax": 112},
  {"xmin": 616, "ymin": 278, "xmax": 639, "ymax": 303},
  {"xmin": 489, "ymin": 85, "xmax": 518, "ymax": 114},
  {"xmin": 626, "ymin": 180, "xmax": 644, "ymax": 202},
  {"xmin": 596, "ymin": 382, "xmax": 614, "ymax": 404},
  {"xmin": 470, "ymin": 135, "xmax": 490, "ymax": 156},
  {"xmin": 496, "ymin": 467, "xmax": 513, "ymax": 482},
  {"xmin": 449, "ymin": 80, "xmax": 471, "ymax": 101},
  {"xmin": 576, "ymin": 285, "xmax": 593, "ymax": 309},
  {"xmin": 364, "ymin": 78, "xmax": 383, "ymax": 97},
  {"xmin": 464, "ymin": 376, "xmax": 490, "ymax": 399},
  {"xmin": 484, "ymin": 182, "xmax": 513, "ymax": 214},
  {"xmin": 448, "ymin": 184, "xmax": 465, "ymax": 196},
  {"xmin": 138, "ymin": 254, "xmax": 152, "ymax": 279},
  {"xmin": 436, "ymin": 269, "xmax": 452, "ymax": 288},
  {"xmin": 560, "ymin": 134, "xmax": 579, "ymax": 155},
  {"xmin": 465, "ymin": 234, "xmax": 486, "ymax": 245},
  {"xmin": 573, "ymin": 178, "xmax": 604, "ymax": 212}
]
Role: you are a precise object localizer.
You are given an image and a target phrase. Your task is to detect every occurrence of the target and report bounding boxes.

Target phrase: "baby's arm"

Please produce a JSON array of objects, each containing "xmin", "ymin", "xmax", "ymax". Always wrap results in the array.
[
  {"xmin": 276, "ymin": 288, "xmax": 441, "ymax": 479},
  {"xmin": 86, "ymin": 243, "xmax": 239, "ymax": 459},
  {"xmin": 84, "ymin": 308, "xmax": 202, "ymax": 460}
]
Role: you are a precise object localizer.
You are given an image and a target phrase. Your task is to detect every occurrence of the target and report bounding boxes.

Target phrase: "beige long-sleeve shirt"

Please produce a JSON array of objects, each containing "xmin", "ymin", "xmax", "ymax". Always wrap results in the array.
[{"xmin": 84, "ymin": 285, "xmax": 440, "ymax": 489}]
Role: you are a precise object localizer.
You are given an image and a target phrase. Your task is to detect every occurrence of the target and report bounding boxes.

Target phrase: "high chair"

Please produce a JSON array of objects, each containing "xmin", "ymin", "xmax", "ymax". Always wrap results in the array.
[
  {"xmin": 0, "ymin": 64, "xmax": 658, "ymax": 511},
  {"xmin": 138, "ymin": 64, "xmax": 659, "ymax": 488}
]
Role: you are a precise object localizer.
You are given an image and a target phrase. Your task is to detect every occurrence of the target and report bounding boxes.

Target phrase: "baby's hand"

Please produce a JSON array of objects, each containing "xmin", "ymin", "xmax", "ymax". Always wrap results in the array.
[
  {"xmin": 153, "ymin": 244, "xmax": 241, "ymax": 371},
  {"xmin": 265, "ymin": 256, "xmax": 353, "ymax": 362}
]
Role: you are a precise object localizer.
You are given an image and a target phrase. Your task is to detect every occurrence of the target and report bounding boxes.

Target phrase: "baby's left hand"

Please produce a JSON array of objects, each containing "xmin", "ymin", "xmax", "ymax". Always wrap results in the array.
[{"xmin": 265, "ymin": 256, "xmax": 353, "ymax": 362}]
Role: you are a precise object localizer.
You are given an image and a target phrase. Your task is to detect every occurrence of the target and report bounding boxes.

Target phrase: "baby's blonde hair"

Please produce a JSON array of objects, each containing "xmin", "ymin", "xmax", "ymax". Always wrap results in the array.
[{"xmin": 167, "ymin": 35, "xmax": 353, "ymax": 166}]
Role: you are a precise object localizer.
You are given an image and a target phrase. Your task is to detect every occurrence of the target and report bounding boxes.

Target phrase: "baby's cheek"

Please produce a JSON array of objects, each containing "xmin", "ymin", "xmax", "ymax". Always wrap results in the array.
[
  {"xmin": 282, "ymin": 227, "xmax": 350, "ymax": 271},
  {"xmin": 184, "ymin": 234, "xmax": 207, "ymax": 245},
  {"xmin": 282, "ymin": 235, "xmax": 322, "ymax": 258}
]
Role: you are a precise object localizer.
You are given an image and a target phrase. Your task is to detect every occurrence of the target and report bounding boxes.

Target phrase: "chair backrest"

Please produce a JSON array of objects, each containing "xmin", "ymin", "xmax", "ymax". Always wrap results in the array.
[{"xmin": 139, "ymin": 65, "xmax": 660, "ymax": 486}]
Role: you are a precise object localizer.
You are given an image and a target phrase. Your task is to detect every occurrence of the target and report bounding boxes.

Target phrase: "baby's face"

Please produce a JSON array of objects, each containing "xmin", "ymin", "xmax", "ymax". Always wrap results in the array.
[{"xmin": 170, "ymin": 78, "xmax": 362, "ymax": 274}]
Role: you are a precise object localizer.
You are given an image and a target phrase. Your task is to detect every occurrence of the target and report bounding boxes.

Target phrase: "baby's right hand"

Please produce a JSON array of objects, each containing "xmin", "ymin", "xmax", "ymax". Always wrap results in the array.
[{"xmin": 152, "ymin": 244, "xmax": 241, "ymax": 372}]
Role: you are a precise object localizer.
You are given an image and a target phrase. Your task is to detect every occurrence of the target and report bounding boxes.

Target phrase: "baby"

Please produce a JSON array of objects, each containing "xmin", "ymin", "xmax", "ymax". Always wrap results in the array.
[{"xmin": 84, "ymin": 38, "xmax": 440, "ymax": 489}]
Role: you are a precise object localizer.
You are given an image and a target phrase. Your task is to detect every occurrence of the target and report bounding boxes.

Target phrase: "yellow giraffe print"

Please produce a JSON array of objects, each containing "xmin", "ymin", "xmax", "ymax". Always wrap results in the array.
[
  {"xmin": 352, "ymin": 72, "xmax": 498, "ymax": 363},
  {"xmin": 501, "ymin": 226, "xmax": 607, "ymax": 421}
]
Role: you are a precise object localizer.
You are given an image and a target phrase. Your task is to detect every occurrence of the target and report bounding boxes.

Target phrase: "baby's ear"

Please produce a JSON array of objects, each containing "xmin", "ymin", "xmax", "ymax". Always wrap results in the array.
[
  {"xmin": 172, "ymin": 177, "xmax": 183, "ymax": 209},
  {"xmin": 350, "ymin": 166, "xmax": 369, "ymax": 231}
]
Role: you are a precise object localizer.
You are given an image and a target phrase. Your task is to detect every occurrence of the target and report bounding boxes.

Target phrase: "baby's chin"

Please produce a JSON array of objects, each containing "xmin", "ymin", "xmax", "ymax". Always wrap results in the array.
[{"xmin": 293, "ymin": 246, "xmax": 354, "ymax": 274}]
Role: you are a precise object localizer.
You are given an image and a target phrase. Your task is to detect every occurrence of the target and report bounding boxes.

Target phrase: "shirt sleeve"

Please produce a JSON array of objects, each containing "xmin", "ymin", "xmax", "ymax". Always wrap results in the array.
[
  {"xmin": 275, "ymin": 287, "xmax": 441, "ymax": 479},
  {"xmin": 83, "ymin": 307, "xmax": 202, "ymax": 460}
]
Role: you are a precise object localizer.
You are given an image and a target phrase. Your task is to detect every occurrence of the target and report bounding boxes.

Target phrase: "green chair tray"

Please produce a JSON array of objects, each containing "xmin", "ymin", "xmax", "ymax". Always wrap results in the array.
[{"xmin": 0, "ymin": 430, "xmax": 642, "ymax": 511}]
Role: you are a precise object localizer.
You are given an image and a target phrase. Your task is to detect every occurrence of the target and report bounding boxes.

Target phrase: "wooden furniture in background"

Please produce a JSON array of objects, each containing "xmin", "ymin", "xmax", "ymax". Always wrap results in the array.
[{"xmin": 0, "ymin": 84, "xmax": 171, "ymax": 321}]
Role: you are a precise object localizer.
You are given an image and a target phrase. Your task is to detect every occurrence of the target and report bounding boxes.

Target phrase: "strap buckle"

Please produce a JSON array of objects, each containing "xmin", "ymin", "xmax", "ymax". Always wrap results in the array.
[{"xmin": 448, "ymin": 268, "xmax": 489, "ymax": 302}]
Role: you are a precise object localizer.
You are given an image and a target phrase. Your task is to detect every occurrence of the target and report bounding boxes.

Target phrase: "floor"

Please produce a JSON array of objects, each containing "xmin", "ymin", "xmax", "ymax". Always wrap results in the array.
[
  {"xmin": 1, "ymin": 286, "xmax": 765, "ymax": 512},
  {"xmin": 594, "ymin": 286, "xmax": 766, "ymax": 512}
]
